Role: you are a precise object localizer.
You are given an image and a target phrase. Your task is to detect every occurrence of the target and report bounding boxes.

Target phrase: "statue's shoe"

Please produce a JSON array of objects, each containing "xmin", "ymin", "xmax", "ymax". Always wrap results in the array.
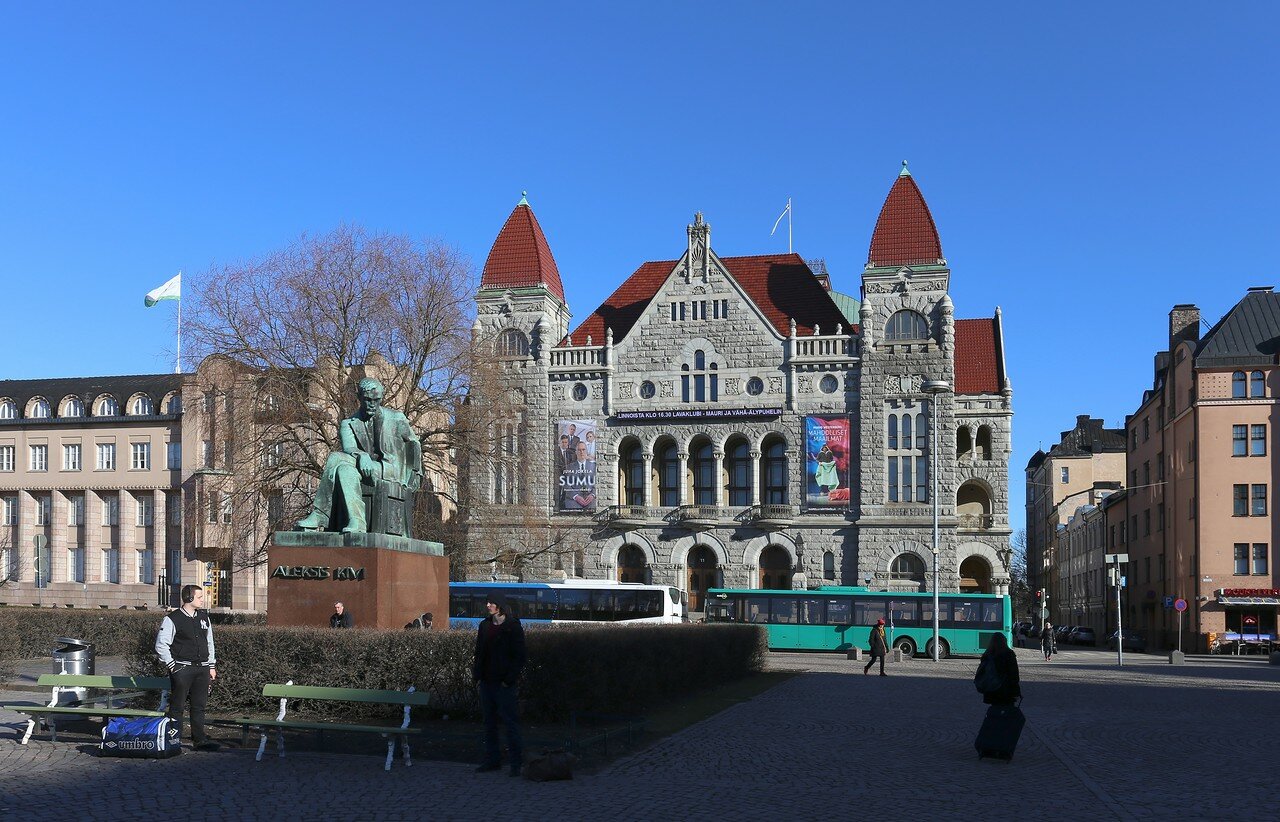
[
  {"xmin": 296, "ymin": 512, "xmax": 327, "ymax": 530},
  {"xmin": 342, "ymin": 520, "xmax": 367, "ymax": 534}
]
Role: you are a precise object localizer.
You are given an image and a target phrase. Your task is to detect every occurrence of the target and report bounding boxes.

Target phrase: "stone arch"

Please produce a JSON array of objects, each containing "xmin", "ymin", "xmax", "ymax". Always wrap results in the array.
[
  {"xmin": 955, "ymin": 541, "xmax": 1008, "ymax": 594},
  {"xmin": 93, "ymin": 393, "xmax": 120, "ymax": 417},
  {"xmin": 885, "ymin": 542, "xmax": 932, "ymax": 586},
  {"xmin": 740, "ymin": 531, "xmax": 798, "ymax": 568},
  {"xmin": 959, "ymin": 555, "xmax": 993, "ymax": 593},
  {"xmin": 26, "ymin": 395, "xmax": 52, "ymax": 418},
  {"xmin": 59, "ymin": 394, "xmax": 85, "ymax": 417},
  {"xmin": 600, "ymin": 532, "xmax": 657, "ymax": 568},
  {"xmin": 127, "ymin": 392, "xmax": 155, "ymax": 415},
  {"xmin": 666, "ymin": 532, "xmax": 727, "ymax": 567}
]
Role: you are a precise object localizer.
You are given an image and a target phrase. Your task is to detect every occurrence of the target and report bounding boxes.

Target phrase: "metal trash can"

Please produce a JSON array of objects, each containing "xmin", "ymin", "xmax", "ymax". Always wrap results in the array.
[{"xmin": 52, "ymin": 638, "xmax": 96, "ymax": 704}]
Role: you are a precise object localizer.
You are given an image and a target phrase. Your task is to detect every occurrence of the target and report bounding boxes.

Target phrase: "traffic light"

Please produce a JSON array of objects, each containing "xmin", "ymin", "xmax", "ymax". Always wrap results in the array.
[{"xmin": 1034, "ymin": 589, "xmax": 1042, "ymax": 601}]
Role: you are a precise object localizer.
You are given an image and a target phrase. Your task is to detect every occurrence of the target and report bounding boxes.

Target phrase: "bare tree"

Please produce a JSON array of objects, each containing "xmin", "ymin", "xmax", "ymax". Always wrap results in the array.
[
  {"xmin": 1009, "ymin": 529, "xmax": 1033, "ymax": 621},
  {"xmin": 184, "ymin": 225, "xmax": 479, "ymax": 569}
]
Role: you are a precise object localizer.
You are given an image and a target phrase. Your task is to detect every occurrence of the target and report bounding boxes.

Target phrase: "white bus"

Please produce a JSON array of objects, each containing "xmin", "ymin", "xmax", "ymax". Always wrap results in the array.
[{"xmin": 448, "ymin": 579, "xmax": 686, "ymax": 627}]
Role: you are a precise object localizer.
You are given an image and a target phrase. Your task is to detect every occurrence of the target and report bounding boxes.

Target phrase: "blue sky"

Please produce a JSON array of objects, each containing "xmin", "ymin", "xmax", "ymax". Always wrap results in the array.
[{"xmin": 2, "ymin": 4, "xmax": 1278, "ymax": 533}]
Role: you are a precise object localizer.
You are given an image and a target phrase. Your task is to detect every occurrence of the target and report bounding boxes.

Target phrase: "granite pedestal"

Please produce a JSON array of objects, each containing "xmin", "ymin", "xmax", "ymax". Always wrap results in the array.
[{"xmin": 267, "ymin": 531, "xmax": 448, "ymax": 630}]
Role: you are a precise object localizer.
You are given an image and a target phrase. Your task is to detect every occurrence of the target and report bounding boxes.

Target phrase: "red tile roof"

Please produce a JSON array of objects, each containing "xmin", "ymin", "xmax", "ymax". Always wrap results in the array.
[
  {"xmin": 954, "ymin": 318, "xmax": 1001, "ymax": 394},
  {"xmin": 479, "ymin": 203, "xmax": 565, "ymax": 302},
  {"xmin": 867, "ymin": 174, "xmax": 943, "ymax": 268},
  {"xmin": 560, "ymin": 253, "xmax": 853, "ymax": 346}
]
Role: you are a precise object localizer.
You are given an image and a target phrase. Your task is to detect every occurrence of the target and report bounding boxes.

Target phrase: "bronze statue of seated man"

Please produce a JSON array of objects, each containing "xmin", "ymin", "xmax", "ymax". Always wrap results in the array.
[{"xmin": 297, "ymin": 377, "xmax": 422, "ymax": 535}]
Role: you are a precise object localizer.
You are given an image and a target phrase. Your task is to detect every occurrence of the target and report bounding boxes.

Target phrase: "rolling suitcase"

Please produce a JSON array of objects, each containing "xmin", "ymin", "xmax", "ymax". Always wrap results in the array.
[{"xmin": 975, "ymin": 703, "xmax": 1025, "ymax": 761}]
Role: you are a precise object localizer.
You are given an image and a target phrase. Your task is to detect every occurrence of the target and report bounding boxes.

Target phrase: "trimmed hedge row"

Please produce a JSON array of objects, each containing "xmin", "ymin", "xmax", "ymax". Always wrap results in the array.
[
  {"xmin": 0, "ymin": 607, "xmax": 265, "ymax": 661},
  {"xmin": 123, "ymin": 623, "xmax": 767, "ymax": 722}
]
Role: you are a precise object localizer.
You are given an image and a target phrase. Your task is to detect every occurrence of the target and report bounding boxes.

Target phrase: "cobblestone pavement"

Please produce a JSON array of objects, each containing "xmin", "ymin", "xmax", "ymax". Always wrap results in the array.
[{"xmin": 2, "ymin": 647, "xmax": 1277, "ymax": 821}]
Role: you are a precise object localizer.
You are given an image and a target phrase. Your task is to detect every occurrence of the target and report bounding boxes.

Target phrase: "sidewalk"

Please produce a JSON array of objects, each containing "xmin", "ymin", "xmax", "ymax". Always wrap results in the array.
[{"xmin": 2, "ymin": 647, "xmax": 1278, "ymax": 820}]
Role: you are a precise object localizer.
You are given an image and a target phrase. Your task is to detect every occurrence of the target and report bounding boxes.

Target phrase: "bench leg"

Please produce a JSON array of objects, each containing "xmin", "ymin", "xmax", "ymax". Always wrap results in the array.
[
  {"xmin": 276, "ymin": 728, "xmax": 286, "ymax": 758},
  {"xmin": 402, "ymin": 734, "xmax": 411, "ymax": 768},
  {"xmin": 20, "ymin": 718, "xmax": 35, "ymax": 745},
  {"xmin": 384, "ymin": 735, "xmax": 394, "ymax": 771},
  {"xmin": 255, "ymin": 728, "xmax": 268, "ymax": 762},
  {"xmin": 49, "ymin": 719, "xmax": 57, "ymax": 743}
]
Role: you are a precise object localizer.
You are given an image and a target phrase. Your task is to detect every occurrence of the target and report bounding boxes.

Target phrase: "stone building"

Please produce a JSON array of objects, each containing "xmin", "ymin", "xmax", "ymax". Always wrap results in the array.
[{"xmin": 465, "ymin": 167, "xmax": 1014, "ymax": 611}]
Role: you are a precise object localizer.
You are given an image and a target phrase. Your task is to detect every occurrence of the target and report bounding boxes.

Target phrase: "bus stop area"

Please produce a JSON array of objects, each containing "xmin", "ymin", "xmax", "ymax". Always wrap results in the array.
[{"xmin": 2, "ymin": 646, "xmax": 1278, "ymax": 821}]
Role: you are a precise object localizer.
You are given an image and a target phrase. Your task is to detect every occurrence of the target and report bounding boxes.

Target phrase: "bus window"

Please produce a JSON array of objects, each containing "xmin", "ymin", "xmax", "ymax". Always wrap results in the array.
[
  {"xmin": 796, "ymin": 598, "xmax": 826, "ymax": 625},
  {"xmin": 590, "ymin": 590, "xmax": 616, "ymax": 621},
  {"xmin": 705, "ymin": 599, "xmax": 733, "ymax": 622},
  {"xmin": 854, "ymin": 599, "xmax": 887, "ymax": 626},
  {"xmin": 636, "ymin": 590, "xmax": 663, "ymax": 618},
  {"xmin": 772, "ymin": 598, "xmax": 799, "ymax": 624},
  {"xmin": 889, "ymin": 600, "xmax": 919, "ymax": 628},
  {"xmin": 948, "ymin": 601, "xmax": 981, "ymax": 629},
  {"xmin": 614, "ymin": 591, "xmax": 638, "ymax": 619},
  {"xmin": 919, "ymin": 600, "xmax": 935, "ymax": 627},
  {"xmin": 743, "ymin": 596, "xmax": 771, "ymax": 623},
  {"xmin": 505, "ymin": 590, "xmax": 537, "ymax": 619},
  {"xmin": 980, "ymin": 600, "xmax": 1004, "ymax": 629},
  {"xmin": 668, "ymin": 587, "xmax": 682, "ymax": 606},
  {"xmin": 558, "ymin": 589, "xmax": 591, "ymax": 620},
  {"xmin": 470, "ymin": 592, "xmax": 491, "ymax": 619},
  {"xmin": 825, "ymin": 598, "xmax": 852, "ymax": 625},
  {"xmin": 534, "ymin": 589, "xmax": 557, "ymax": 620}
]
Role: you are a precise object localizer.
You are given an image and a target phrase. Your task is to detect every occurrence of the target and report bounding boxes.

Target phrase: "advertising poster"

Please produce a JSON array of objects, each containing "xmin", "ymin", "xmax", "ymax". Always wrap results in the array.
[
  {"xmin": 556, "ymin": 419, "xmax": 597, "ymax": 512},
  {"xmin": 804, "ymin": 416, "xmax": 852, "ymax": 508}
]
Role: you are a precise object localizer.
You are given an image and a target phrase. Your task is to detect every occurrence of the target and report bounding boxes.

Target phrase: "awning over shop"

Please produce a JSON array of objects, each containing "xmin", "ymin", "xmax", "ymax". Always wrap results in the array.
[{"xmin": 1217, "ymin": 596, "xmax": 1280, "ymax": 606}]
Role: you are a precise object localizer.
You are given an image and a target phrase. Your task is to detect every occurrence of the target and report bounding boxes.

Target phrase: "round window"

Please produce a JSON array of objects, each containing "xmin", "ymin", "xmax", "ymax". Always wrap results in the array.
[
  {"xmin": 746, "ymin": 377, "xmax": 764, "ymax": 396},
  {"xmin": 639, "ymin": 380, "xmax": 656, "ymax": 399},
  {"xmin": 572, "ymin": 383, "xmax": 588, "ymax": 401},
  {"xmin": 820, "ymin": 374, "xmax": 839, "ymax": 394}
]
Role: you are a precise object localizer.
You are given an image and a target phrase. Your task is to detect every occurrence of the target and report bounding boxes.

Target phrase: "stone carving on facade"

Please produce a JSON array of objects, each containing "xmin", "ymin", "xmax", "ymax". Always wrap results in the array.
[
  {"xmin": 618, "ymin": 382, "xmax": 635, "ymax": 399},
  {"xmin": 768, "ymin": 376, "xmax": 783, "ymax": 394},
  {"xmin": 660, "ymin": 381, "xmax": 674, "ymax": 398},
  {"xmin": 592, "ymin": 383, "xmax": 603, "ymax": 399},
  {"xmin": 724, "ymin": 377, "xmax": 741, "ymax": 395},
  {"xmin": 551, "ymin": 384, "xmax": 565, "ymax": 400},
  {"xmin": 798, "ymin": 376, "xmax": 812, "ymax": 393}
]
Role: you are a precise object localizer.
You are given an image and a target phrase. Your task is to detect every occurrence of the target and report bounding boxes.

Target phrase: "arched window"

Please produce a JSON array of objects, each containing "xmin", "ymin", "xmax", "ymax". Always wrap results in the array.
[
  {"xmin": 957, "ymin": 426, "xmax": 973, "ymax": 460},
  {"xmin": 62, "ymin": 397, "xmax": 84, "ymax": 417},
  {"xmin": 885, "ymin": 310, "xmax": 928, "ymax": 341},
  {"xmin": 131, "ymin": 396, "xmax": 154, "ymax": 415},
  {"xmin": 29, "ymin": 398, "xmax": 51, "ymax": 419},
  {"xmin": 759, "ymin": 545, "xmax": 792, "ymax": 590},
  {"xmin": 886, "ymin": 402, "xmax": 928, "ymax": 503},
  {"xmin": 890, "ymin": 553, "xmax": 926, "ymax": 581},
  {"xmin": 0, "ymin": 399, "xmax": 15, "ymax": 419},
  {"xmin": 492, "ymin": 420, "xmax": 523, "ymax": 505},
  {"xmin": 166, "ymin": 394, "xmax": 183, "ymax": 414},
  {"xmin": 725, "ymin": 438, "xmax": 751, "ymax": 506},
  {"xmin": 761, "ymin": 436, "xmax": 788, "ymax": 504},
  {"xmin": 655, "ymin": 440, "xmax": 680, "ymax": 507},
  {"xmin": 1250, "ymin": 370, "xmax": 1266, "ymax": 398},
  {"xmin": 618, "ymin": 440, "xmax": 646, "ymax": 507},
  {"xmin": 97, "ymin": 396, "xmax": 119, "ymax": 416},
  {"xmin": 823, "ymin": 550, "xmax": 836, "ymax": 581},
  {"xmin": 681, "ymin": 348, "xmax": 719, "ymax": 403},
  {"xmin": 618, "ymin": 545, "xmax": 647, "ymax": 583},
  {"xmin": 976, "ymin": 425, "xmax": 993, "ymax": 460},
  {"xmin": 689, "ymin": 438, "xmax": 715, "ymax": 505},
  {"xmin": 887, "ymin": 416, "xmax": 898, "ymax": 450},
  {"xmin": 498, "ymin": 329, "xmax": 530, "ymax": 358},
  {"xmin": 1232, "ymin": 371, "xmax": 1246, "ymax": 398}
]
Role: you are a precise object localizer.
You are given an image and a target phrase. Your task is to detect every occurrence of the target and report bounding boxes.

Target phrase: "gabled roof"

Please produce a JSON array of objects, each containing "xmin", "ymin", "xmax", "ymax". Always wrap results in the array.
[
  {"xmin": 954, "ymin": 319, "xmax": 1001, "ymax": 395},
  {"xmin": 1195, "ymin": 288, "xmax": 1280, "ymax": 367},
  {"xmin": 479, "ymin": 200, "xmax": 565, "ymax": 303},
  {"xmin": 560, "ymin": 253, "xmax": 852, "ymax": 346},
  {"xmin": 867, "ymin": 165, "xmax": 944, "ymax": 268}
]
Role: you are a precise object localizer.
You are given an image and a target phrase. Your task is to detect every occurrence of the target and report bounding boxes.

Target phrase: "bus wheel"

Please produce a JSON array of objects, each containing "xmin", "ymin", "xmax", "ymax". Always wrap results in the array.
[
  {"xmin": 894, "ymin": 637, "xmax": 916, "ymax": 658},
  {"xmin": 926, "ymin": 638, "xmax": 950, "ymax": 660}
]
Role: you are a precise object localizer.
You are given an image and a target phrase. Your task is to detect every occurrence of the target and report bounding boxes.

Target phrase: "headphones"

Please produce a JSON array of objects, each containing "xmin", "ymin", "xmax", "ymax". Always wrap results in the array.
[{"xmin": 180, "ymin": 584, "xmax": 201, "ymax": 604}]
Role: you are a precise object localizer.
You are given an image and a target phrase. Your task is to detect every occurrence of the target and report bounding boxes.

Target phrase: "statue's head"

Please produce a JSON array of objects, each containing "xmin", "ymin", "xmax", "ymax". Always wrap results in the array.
[{"xmin": 357, "ymin": 378, "xmax": 384, "ymax": 416}]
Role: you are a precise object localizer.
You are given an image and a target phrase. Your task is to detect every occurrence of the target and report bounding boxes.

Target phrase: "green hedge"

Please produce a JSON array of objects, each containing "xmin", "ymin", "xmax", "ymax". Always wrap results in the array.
[
  {"xmin": 123, "ymin": 623, "xmax": 767, "ymax": 722},
  {"xmin": 0, "ymin": 607, "xmax": 265, "ymax": 661}
]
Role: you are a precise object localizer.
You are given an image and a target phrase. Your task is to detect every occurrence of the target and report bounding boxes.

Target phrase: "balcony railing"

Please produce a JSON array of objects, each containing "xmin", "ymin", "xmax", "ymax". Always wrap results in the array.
[
  {"xmin": 957, "ymin": 513, "xmax": 995, "ymax": 530},
  {"xmin": 791, "ymin": 334, "xmax": 855, "ymax": 361},
  {"xmin": 550, "ymin": 345, "xmax": 604, "ymax": 370},
  {"xmin": 593, "ymin": 505, "xmax": 650, "ymax": 529},
  {"xmin": 736, "ymin": 504, "xmax": 798, "ymax": 529},
  {"xmin": 667, "ymin": 505, "xmax": 727, "ymax": 529}
]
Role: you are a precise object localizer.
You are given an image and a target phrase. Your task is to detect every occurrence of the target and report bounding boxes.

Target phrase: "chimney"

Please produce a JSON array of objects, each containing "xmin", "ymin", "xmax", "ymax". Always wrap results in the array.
[{"xmin": 1169, "ymin": 304, "xmax": 1200, "ymax": 349}]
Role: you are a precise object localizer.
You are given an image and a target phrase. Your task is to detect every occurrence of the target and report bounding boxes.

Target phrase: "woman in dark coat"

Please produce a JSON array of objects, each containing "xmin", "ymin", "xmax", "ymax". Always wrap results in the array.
[
  {"xmin": 1041, "ymin": 621, "xmax": 1057, "ymax": 661},
  {"xmin": 978, "ymin": 632, "xmax": 1022, "ymax": 706},
  {"xmin": 472, "ymin": 593, "xmax": 527, "ymax": 776}
]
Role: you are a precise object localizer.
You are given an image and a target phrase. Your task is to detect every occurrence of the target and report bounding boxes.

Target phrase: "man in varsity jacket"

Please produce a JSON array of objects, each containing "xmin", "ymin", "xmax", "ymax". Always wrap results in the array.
[{"xmin": 155, "ymin": 584, "xmax": 219, "ymax": 751}]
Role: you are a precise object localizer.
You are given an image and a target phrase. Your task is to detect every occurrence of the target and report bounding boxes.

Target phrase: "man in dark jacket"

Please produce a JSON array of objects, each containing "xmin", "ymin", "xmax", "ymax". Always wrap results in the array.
[
  {"xmin": 155, "ymin": 584, "xmax": 219, "ymax": 750},
  {"xmin": 978, "ymin": 632, "xmax": 1022, "ymax": 706},
  {"xmin": 865, "ymin": 617, "xmax": 888, "ymax": 676},
  {"xmin": 330, "ymin": 602, "xmax": 354, "ymax": 629},
  {"xmin": 473, "ymin": 593, "xmax": 526, "ymax": 776}
]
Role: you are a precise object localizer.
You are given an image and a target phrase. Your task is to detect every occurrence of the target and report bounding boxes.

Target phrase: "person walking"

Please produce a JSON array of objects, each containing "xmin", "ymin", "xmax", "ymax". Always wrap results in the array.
[
  {"xmin": 472, "ymin": 593, "xmax": 526, "ymax": 776},
  {"xmin": 155, "ymin": 584, "xmax": 219, "ymax": 751},
  {"xmin": 1041, "ymin": 621, "xmax": 1057, "ymax": 661},
  {"xmin": 864, "ymin": 617, "xmax": 888, "ymax": 676},
  {"xmin": 977, "ymin": 632, "xmax": 1022, "ymax": 706},
  {"xmin": 330, "ymin": 601, "xmax": 354, "ymax": 629}
]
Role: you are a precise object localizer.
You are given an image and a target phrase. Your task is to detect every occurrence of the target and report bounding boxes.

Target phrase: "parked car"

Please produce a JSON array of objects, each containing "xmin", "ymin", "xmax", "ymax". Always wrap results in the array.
[
  {"xmin": 1055, "ymin": 625, "xmax": 1072, "ymax": 644},
  {"xmin": 1106, "ymin": 631, "xmax": 1146, "ymax": 652},
  {"xmin": 1072, "ymin": 627, "xmax": 1097, "ymax": 646}
]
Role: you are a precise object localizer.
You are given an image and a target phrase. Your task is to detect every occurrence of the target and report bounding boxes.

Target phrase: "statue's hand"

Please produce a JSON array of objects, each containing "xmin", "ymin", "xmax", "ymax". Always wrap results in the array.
[{"xmin": 357, "ymin": 453, "xmax": 378, "ymax": 482}]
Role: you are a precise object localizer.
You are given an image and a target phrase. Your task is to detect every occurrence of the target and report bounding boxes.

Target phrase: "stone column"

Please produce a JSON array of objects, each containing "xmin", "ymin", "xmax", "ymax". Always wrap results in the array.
[
  {"xmin": 84, "ymin": 491, "xmax": 103, "ymax": 584},
  {"xmin": 712, "ymin": 450, "xmax": 725, "ymax": 508},
  {"xmin": 49, "ymin": 491, "xmax": 67, "ymax": 583},
  {"xmin": 18, "ymin": 490, "xmax": 35, "ymax": 583},
  {"xmin": 641, "ymin": 452, "xmax": 653, "ymax": 508},
  {"xmin": 154, "ymin": 490, "xmax": 167, "ymax": 589},
  {"xmin": 117, "ymin": 491, "xmax": 135, "ymax": 586},
  {"xmin": 750, "ymin": 450, "xmax": 761, "ymax": 506},
  {"xmin": 677, "ymin": 452, "xmax": 689, "ymax": 506}
]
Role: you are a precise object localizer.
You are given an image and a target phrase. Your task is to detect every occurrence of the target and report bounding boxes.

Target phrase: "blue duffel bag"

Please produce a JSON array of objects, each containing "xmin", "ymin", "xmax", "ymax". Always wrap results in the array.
[{"xmin": 101, "ymin": 716, "xmax": 181, "ymax": 758}]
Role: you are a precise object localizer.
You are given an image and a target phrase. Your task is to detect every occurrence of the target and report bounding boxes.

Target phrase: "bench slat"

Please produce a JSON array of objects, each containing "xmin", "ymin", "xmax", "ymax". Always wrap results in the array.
[
  {"xmin": 36, "ymin": 674, "xmax": 171, "ymax": 691},
  {"xmin": 261, "ymin": 685, "xmax": 429, "ymax": 706},
  {"xmin": 2, "ymin": 705, "xmax": 165, "ymax": 718},
  {"xmin": 232, "ymin": 717, "xmax": 423, "ymax": 734}
]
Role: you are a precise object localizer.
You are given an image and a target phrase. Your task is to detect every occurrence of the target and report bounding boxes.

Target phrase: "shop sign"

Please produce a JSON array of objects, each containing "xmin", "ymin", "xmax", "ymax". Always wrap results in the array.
[{"xmin": 613, "ymin": 407, "xmax": 782, "ymax": 421}]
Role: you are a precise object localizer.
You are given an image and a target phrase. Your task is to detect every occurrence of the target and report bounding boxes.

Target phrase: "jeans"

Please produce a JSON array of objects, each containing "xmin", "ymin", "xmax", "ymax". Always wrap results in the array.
[
  {"xmin": 478, "ymin": 681, "xmax": 522, "ymax": 768},
  {"xmin": 168, "ymin": 664, "xmax": 211, "ymax": 744},
  {"xmin": 864, "ymin": 651, "xmax": 886, "ymax": 674}
]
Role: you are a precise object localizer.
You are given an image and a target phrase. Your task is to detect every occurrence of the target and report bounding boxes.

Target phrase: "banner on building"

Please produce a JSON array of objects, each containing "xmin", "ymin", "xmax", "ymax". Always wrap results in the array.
[
  {"xmin": 556, "ymin": 419, "xmax": 597, "ymax": 512},
  {"xmin": 804, "ymin": 416, "xmax": 851, "ymax": 508}
]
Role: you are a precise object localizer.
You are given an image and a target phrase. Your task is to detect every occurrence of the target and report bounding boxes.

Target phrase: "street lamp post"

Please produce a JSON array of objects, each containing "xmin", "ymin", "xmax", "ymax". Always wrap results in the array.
[{"xmin": 923, "ymin": 379, "xmax": 952, "ymax": 662}]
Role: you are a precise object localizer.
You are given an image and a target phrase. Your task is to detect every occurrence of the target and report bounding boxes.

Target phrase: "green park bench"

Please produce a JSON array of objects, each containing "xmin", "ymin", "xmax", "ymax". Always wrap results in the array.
[
  {"xmin": 2, "ymin": 674, "xmax": 171, "ymax": 744},
  {"xmin": 232, "ymin": 682, "xmax": 430, "ymax": 771}
]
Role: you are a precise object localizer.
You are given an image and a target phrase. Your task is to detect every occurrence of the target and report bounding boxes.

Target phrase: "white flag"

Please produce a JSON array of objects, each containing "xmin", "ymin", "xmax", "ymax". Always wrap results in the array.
[
  {"xmin": 770, "ymin": 199, "xmax": 791, "ymax": 236},
  {"xmin": 144, "ymin": 273, "xmax": 181, "ymax": 307}
]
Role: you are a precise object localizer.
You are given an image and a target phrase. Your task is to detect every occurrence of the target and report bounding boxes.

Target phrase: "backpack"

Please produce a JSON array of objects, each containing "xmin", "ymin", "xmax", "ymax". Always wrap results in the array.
[{"xmin": 974, "ymin": 657, "xmax": 1004, "ymax": 695}]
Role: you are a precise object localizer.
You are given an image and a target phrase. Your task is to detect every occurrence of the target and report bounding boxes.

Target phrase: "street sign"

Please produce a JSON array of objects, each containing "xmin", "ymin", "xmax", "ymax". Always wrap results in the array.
[
  {"xmin": 1120, "ymin": 576, "xmax": 1126, "ymax": 587},
  {"xmin": 1105, "ymin": 553, "xmax": 1129, "ymax": 564},
  {"xmin": 1164, "ymin": 596, "xmax": 1173, "ymax": 608},
  {"xmin": 1040, "ymin": 607, "xmax": 1049, "ymax": 619},
  {"xmin": 1174, "ymin": 598, "xmax": 1187, "ymax": 612}
]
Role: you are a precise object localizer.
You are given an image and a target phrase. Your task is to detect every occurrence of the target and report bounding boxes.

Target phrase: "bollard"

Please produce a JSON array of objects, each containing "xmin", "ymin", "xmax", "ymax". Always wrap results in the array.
[
  {"xmin": 846, "ymin": 647, "xmax": 862, "ymax": 661},
  {"xmin": 891, "ymin": 648, "xmax": 904, "ymax": 663},
  {"xmin": 1168, "ymin": 650, "xmax": 1186, "ymax": 665}
]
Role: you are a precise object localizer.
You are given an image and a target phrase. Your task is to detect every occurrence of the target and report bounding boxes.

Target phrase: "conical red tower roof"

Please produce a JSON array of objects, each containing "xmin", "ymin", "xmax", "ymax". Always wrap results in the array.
[
  {"xmin": 866, "ymin": 163, "xmax": 943, "ymax": 268},
  {"xmin": 480, "ymin": 196, "xmax": 565, "ymax": 303}
]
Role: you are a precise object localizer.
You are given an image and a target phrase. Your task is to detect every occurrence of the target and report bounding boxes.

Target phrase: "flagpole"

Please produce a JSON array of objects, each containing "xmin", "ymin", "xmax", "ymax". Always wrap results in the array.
[
  {"xmin": 788, "ymin": 197, "xmax": 793, "ymax": 254},
  {"xmin": 175, "ymin": 270, "xmax": 182, "ymax": 374}
]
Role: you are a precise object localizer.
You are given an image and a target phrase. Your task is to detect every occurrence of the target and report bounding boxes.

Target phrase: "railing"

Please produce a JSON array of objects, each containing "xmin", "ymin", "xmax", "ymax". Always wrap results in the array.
[
  {"xmin": 593, "ymin": 505, "xmax": 650, "ymax": 527},
  {"xmin": 735, "ymin": 504, "xmax": 798, "ymax": 525},
  {"xmin": 668, "ymin": 505, "xmax": 727, "ymax": 526},
  {"xmin": 957, "ymin": 513, "xmax": 995, "ymax": 530},
  {"xmin": 791, "ymin": 335, "xmax": 855, "ymax": 360},
  {"xmin": 550, "ymin": 346, "xmax": 605, "ymax": 369}
]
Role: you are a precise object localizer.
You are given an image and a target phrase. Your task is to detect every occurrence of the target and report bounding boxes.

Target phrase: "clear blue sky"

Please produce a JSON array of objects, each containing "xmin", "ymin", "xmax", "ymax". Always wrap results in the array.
[{"xmin": 3, "ymin": 4, "xmax": 1278, "ymax": 533}]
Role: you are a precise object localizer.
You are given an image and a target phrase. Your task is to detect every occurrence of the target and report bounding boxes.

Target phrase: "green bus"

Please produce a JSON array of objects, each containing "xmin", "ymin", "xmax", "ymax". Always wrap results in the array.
[{"xmin": 705, "ymin": 586, "xmax": 1012, "ymax": 658}]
